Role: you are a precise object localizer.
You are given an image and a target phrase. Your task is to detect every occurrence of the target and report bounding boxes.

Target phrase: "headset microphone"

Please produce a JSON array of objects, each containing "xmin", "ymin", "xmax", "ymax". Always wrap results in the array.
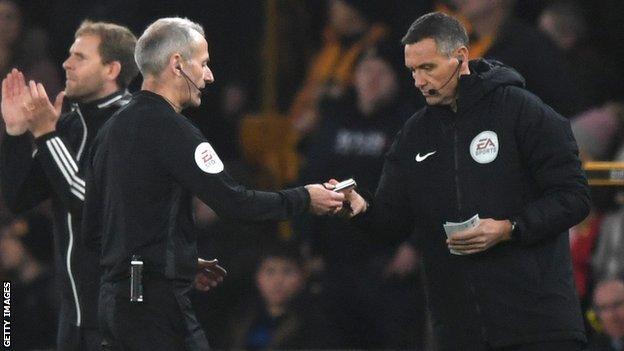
[
  {"xmin": 176, "ymin": 65, "xmax": 203, "ymax": 92},
  {"xmin": 427, "ymin": 57, "xmax": 463, "ymax": 96}
]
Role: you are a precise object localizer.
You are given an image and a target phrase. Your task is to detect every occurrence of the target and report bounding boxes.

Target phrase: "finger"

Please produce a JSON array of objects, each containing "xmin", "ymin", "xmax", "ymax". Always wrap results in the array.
[
  {"xmin": 328, "ymin": 201, "xmax": 345, "ymax": 211},
  {"xmin": 5, "ymin": 73, "xmax": 13, "ymax": 98},
  {"xmin": 203, "ymin": 267, "xmax": 226, "ymax": 279},
  {"xmin": 28, "ymin": 80, "xmax": 39, "ymax": 99},
  {"xmin": 2, "ymin": 77, "xmax": 8, "ymax": 99},
  {"xmin": 448, "ymin": 242, "xmax": 485, "ymax": 252},
  {"xmin": 328, "ymin": 179, "xmax": 338, "ymax": 185},
  {"xmin": 195, "ymin": 281, "xmax": 211, "ymax": 292},
  {"xmin": 194, "ymin": 275, "xmax": 212, "ymax": 291},
  {"xmin": 456, "ymin": 248, "xmax": 482, "ymax": 255},
  {"xmin": 329, "ymin": 190, "xmax": 346, "ymax": 201},
  {"xmin": 323, "ymin": 182, "xmax": 335, "ymax": 190},
  {"xmin": 16, "ymin": 71, "xmax": 25, "ymax": 96},
  {"xmin": 36, "ymin": 83, "xmax": 49, "ymax": 104},
  {"xmin": 54, "ymin": 91, "xmax": 65, "ymax": 113},
  {"xmin": 448, "ymin": 229, "xmax": 479, "ymax": 242},
  {"xmin": 200, "ymin": 270, "xmax": 220, "ymax": 281},
  {"xmin": 200, "ymin": 272, "xmax": 221, "ymax": 287},
  {"xmin": 209, "ymin": 264, "xmax": 227, "ymax": 276},
  {"xmin": 329, "ymin": 205, "xmax": 343, "ymax": 215},
  {"xmin": 448, "ymin": 238, "xmax": 482, "ymax": 246}
]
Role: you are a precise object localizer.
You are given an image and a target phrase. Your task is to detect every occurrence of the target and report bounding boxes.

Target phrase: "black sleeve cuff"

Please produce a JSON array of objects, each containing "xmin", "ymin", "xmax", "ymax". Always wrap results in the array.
[
  {"xmin": 279, "ymin": 186, "xmax": 310, "ymax": 216},
  {"xmin": 33, "ymin": 131, "xmax": 59, "ymax": 148}
]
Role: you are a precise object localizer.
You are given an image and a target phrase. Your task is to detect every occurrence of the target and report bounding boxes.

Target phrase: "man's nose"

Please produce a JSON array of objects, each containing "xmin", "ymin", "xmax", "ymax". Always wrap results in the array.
[
  {"xmin": 62, "ymin": 58, "xmax": 72, "ymax": 70},
  {"xmin": 412, "ymin": 72, "xmax": 427, "ymax": 89},
  {"xmin": 204, "ymin": 67, "xmax": 214, "ymax": 84}
]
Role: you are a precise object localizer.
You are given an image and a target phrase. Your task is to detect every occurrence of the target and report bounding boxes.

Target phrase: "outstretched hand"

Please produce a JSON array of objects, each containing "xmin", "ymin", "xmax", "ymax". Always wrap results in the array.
[
  {"xmin": 324, "ymin": 179, "xmax": 368, "ymax": 218},
  {"xmin": 305, "ymin": 183, "xmax": 346, "ymax": 215}
]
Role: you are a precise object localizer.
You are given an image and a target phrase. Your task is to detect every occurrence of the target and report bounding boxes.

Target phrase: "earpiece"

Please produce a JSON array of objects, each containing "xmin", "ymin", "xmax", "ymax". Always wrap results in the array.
[
  {"xmin": 176, "ymin": 64, "xmax": 203, "ymax": 92},
  {"xmin": 426, "ymin": 56, "xmax": 464, "ymax": 96}
]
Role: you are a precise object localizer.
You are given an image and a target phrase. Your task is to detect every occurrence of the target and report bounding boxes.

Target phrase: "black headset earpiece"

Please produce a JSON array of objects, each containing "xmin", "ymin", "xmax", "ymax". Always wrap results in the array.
[
  {"xmin": 426, "ymin": 56, "xmax": 464, "ymax": 96},
  {"xmin": 176, "ymin": 63, "xmax": 203, "ymax": 93}
]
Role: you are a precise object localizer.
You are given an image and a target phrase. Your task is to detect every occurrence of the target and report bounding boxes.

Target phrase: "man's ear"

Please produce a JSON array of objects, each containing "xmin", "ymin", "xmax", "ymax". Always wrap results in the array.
[
  {"xmin": 170, "ymin": 53, "xmax": 183, "ymax": 75},
  {"xmin": 106, "ymin": 61, "xmax": 122, "ymax": 82},
  {"xmin": 455, "ymin": 46, "xmax": 469, "ymax": 64}
]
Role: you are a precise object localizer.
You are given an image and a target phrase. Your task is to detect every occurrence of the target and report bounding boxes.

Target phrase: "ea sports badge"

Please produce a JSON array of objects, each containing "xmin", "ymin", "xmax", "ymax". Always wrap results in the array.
[
  {"xmin": 194, "ymin": 142, "xmax": 224, "ymax": 174},
  {"xmin": 470, "ymin": 131, "xmax": 499, "ymax": 164}
]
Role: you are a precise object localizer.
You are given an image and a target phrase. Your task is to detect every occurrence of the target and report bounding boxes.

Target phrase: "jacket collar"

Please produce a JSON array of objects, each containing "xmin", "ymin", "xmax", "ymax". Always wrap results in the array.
[{"xmin": 70, "ymin": 90, "xmax": 129, "ymax": 111}]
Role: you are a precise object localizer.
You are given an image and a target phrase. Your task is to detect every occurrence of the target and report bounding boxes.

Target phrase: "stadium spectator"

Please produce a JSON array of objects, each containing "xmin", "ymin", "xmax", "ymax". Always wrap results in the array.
[
  {"xmin": 452, "ymin": 0, "xmax": 582, "ymax": 117},
  {"xmin": 226, "ymin": 244, "xmax": 338, "ymax": 349},
  {"xmin": 539, "ymin": 1, "xmax": 621, "ymax": 112},
  {"xmin": 288, "ymin": 0, "xmax": 389, "ymax": 134},
  {"xmin": 588, "ymin": 278, "xmax": 624, "ymax": 351}
]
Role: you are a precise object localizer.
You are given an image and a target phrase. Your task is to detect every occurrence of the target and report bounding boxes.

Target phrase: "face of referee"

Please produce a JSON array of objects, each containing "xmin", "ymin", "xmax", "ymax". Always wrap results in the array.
[
  {"xmin": 63, "ymin": 34, "xmax": 119, "ymax": 103},
  {"xmin": 179, "ymin": 36, "xmax": 214, "ymax": 108},
  {"xmin": 404, "ymin": 38, "xmax": 467, "ymax": 107}
]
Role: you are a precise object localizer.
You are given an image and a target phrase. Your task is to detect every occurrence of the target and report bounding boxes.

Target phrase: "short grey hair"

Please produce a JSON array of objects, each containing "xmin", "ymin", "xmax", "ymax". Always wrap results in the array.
[{"xmin": 135, "ymin": 17, "xmax": 205, "ymax": 76}]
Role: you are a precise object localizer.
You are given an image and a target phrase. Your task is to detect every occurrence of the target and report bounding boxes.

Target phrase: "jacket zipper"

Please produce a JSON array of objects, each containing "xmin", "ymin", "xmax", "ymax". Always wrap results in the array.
[
  {"xmin": 66, "ymin": 105, "xmax": 88, "ymax": 327},
  {"xmin": 453, "ymin": 119, "xmax": 488, "ymax": 341},
  {"xmin": 75, "ymin": 106, "xmax": 88, "ymax": 161},
  {"xmin": 66, "ymin": 214, "xmax": 81, "ymax": 326}
]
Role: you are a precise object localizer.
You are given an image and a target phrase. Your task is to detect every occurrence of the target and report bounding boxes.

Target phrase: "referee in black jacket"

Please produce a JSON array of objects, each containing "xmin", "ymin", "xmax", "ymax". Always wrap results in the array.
[
  {"xmin": 81, "ymin": 17, "xmax": 345, "ymax": 350},
  {"xmin": 343, "ymin": 12, "xmax": 590, "ymax": 351}
]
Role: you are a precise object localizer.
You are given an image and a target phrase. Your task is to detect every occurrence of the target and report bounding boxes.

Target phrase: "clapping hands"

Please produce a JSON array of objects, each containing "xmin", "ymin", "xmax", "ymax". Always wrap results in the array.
[{"xmin": 1, "ymin": 68, "xmax": 64, "ymax": 138}]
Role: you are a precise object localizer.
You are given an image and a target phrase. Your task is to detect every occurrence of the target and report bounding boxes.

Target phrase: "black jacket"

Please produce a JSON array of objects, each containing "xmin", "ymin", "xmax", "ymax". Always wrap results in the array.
[
  {"xmin": 82, "ymin": 91, "xmax": 310, "ymax": 284},
  {"xmin": 0, "ymin": 91, "xmax": 131, "ymax": 328},
  {"xmin": 361, "ymin": 59, "xmax": 590, "ymax": 349}
]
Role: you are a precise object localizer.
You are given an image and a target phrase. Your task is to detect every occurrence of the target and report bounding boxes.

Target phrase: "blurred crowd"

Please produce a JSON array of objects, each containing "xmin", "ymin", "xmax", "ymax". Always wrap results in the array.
[{"xmin": 1, "ymin": 0, "xmax": 623, "ymax": 350}]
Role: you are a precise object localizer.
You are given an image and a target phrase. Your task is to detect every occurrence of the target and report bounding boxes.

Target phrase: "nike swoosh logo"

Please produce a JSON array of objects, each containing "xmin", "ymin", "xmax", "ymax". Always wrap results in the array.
[{"xmin": 415, "ymin": 151, "xmax": 436, "ymax": 162}]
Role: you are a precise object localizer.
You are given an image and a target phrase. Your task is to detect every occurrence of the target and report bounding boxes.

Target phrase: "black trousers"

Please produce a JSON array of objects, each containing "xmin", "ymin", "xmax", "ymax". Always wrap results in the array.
[
  {"xmin": 57, "ymin": 299, "xmax": 102, "ymax": 351},
  {"xmin": 99, "ymin": 277, "xmax": 210, "ymax": 351}
]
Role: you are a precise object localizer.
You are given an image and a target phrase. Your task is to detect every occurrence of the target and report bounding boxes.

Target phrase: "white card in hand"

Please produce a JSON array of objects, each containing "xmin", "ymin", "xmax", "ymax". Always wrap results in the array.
[{"xmin": 443, "ymin": 214, "xmax": 480, "ymax": 255}]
